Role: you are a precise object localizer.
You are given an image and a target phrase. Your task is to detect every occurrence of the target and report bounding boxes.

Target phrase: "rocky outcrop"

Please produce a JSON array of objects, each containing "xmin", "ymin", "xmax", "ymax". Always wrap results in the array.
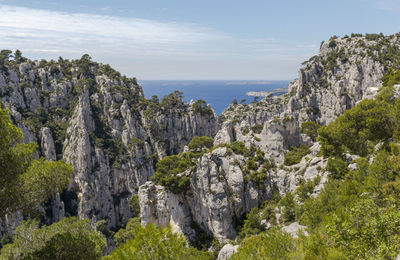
[
  {"xmin": 217, "ymin": 244, "xmax": 239, "ymax": 260},
  {"xmin": 139, "ymin": 182, "xmax": 195, "ymax": 240},
  {"xmin": 0, "ymin": 56, "xmax": 218, "ymax": 237},
  {"xmin": 282, "ymin": 222, "xmax": 308, "ymax": 238},
  {"xmin": 139, "ymin": 33, "xmax": 400, "ymax": 241},
  {"xmin": 2, "ymin": 33, "xmax": 400, "ymax": 244}
]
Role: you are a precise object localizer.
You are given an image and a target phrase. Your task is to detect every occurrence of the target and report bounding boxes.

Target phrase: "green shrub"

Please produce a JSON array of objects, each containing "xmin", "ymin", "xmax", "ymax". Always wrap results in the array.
[
  {"xmin": 325, "ymin": 157, "xmax": 348, "ymax": 179},
  {"xmin": 251, "ymin": 124, "xmax": 264, "ymax": 134},
  {"xmin": 188, "ymin": 136, "xmax": 214, "ymax": 151},
  {"xmin": 0, "ymin": 217, "xmax": 106, "ymax": 259},
  {"xmin": 279, "ymin": 192, "xmax": 297, "ymax": 223},
  {"xmin": 300, "ymin": 121, "xmax": 320, "ymax": 141},
  {"xmin": 318, "ymin": 97, "xmax": 398, "ymax": 157},
  {"xmin": 192, "ymin": 100, "xmax": 213, "ymax": 116},
  {"xmin": 151, "ymin": 155, "xmax": 192, "ymax": 194},
  {"xmin": 284, "ymin": 145, "xmax": 311, "ymax": 166},
  {"xmin": 129, "ymin": 194, "xmax": 140, "ymax": 218},
  {"xmin": 231, "ymin": 228, "xmax": 296, "ymax": 259},
  {"xmin": 160, "ymin": 90, "xmax": 185, "ymax": 110},
  {"xmin": 326, "ymin": 198, "xmax": 400, "ymax": 259},
  {"xmin": 238, "ymin": 207, "xmax": 265, "ymax": 239},
  {"xmin": 230, "ymin": 141, "xmax": 249, "ymax": 155},
  {"xmin": 105, "ymin": 224, "xmax": 213, "ymax": 260}
]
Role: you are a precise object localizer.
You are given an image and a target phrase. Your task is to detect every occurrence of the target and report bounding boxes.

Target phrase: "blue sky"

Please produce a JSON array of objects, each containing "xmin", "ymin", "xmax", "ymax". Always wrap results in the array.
[{"xmin": 0, "ymin": 0, "xmax": 399, "ymax": 80}]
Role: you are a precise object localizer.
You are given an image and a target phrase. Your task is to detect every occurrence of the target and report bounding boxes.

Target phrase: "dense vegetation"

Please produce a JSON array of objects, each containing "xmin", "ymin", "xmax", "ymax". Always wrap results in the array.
[
  {"xmin": 0, "ymin": 105, "xmax": 73, "ymax": 217},
  {"xmin": 105, "ymin": 222, "xmax": 213, "ymax": 260},
  {"xmin": 0, "ymin": 217, "xmax": 106, "ymax": 259},
  {"xmin": 150, "ymin": 136, "xmax": 214, "ymax": 194},
  {"xmin": 231, "ymin": 68, "xmax": 400, "ymax": 259}
]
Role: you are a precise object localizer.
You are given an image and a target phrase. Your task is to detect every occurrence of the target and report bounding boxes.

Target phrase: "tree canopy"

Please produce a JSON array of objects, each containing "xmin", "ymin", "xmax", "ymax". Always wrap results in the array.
[
  {"xmin": 0, "ymin": 217, "xmax": 106, "ymax": 259},
  {"xmin": 0, "ymin": 106, "xmax": 73, "ymax": 216}
]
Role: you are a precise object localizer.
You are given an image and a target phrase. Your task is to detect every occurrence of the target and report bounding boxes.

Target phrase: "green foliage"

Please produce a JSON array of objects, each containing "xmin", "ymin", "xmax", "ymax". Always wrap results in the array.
[
  {"xmin": 231, "ymin": 228, "xmax": 296, "ymax": 259},
  {"xmin": 160, "ymin": 90, "xmax": 185, "ymax": 110},
  {"xmin": 0, "ymin": 217, "xmax": 106, "ymax": 259},
  {"xmin": 230, "ymin": 141, "xmax": 248, "ymax": 155},
  {"xmin": 14, "ymin": 50, "xmax": 27, "ymax": 63},
  {"xmin": 300, "ymin": 121, "xmax": 320, "ymax": 141},
  {"xmin": 327, "ymin": 198, "xmax": 400, "ymax": 259},
  {"xmin": 192, "ymin": 100, "xmax": 213, "ymax": 116},
  {"xmin": 150, "ymin": 154, "xmax": 192, "ymax": 194},
  {"xmin": 150, "ymin": 135, "xmax": 212, "ymax": 194},
  {"xmin": 105, "ymin": 223, "xmax": 213, "ymax": 260},
  {"xmin": 113, "ymin": 218, "xmax": 141, "ymax": 247},
  {"xmin": 295, "ymin": 176, "xmax": 321, "ymax": 203},
  {"xmin": 0, "ymin": 107, "xmax": 73, "ymax": 216},
  {"xmin": 325, "ymin": 157, "xmax": 348, "ymax": 179},
  {"xmin": 188, "ymin": 136, "xmax": 214, "ymax": 151},
  {"xmin": 284, "ymin": 145, "xmax": 311, "ymax": 166},
  {"xmin": 0, "ymin": 49, "xmax": 12, "ymax": 67},
  {"xmin": 21, "ymin": 158, "xmax": 73, "ymax": 211},
  {"xmin": 278, "ymin": 192, "xmax": 297, "ymax": 223},
  {"xmin": 128, "ymin": 137, "xmax": 145, "ymax": 150},
  {"xmin": 238, "ymin": 207, "xmax": 265, "ymax": 239},
  {"xmin": 318, "ymin": 97, "xmax": 398, "ymax": 157},
  {"xmin": 250, "ymin": 124, "xmax": 263, "ymax": 134},
  {"xmin": 381, "ymin": 68, "xmax": 400, "ymax": 88},
  {"xmin": 129, "ymin": 194, "xmax": 140, "ymax": 218}
]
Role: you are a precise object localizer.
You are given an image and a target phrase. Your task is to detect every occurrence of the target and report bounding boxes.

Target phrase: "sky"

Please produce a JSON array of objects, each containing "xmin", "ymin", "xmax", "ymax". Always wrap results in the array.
[{"xmin": 0, "ymin": 0, "xmax": 399, "ymax": 80}]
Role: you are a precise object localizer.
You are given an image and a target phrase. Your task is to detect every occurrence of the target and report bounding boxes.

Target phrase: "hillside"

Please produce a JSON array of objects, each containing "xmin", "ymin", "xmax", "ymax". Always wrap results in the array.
[
  {"xmin": 0, "ymin": 53, "xmax": 218, "ymax": 235},
  {"xmin": 1, "ymin": 32, "xmax": 400, "ymax": 259}
]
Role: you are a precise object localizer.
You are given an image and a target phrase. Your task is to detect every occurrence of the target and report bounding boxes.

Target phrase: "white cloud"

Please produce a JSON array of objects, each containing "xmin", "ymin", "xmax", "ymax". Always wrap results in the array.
[
  {"xmin": 0, "ymin": 5, "xmax": 222, "ymax": 56},
  {"xmin": 0, "ymin": 5, "xmax": 318, "ymax": 79}
]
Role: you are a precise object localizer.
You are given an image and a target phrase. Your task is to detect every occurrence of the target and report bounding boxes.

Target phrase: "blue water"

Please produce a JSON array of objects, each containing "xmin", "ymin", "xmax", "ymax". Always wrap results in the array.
[{"xmin": 139, "ymin": 80, "xmax": 290, "ymax": 115}]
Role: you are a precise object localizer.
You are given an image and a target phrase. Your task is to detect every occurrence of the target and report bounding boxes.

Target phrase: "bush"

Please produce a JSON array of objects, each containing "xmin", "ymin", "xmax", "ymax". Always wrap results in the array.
[
  {"xmin": 105, "ymin": 224, "xmax": 213, "ymax": 260},
  {"xmin": 251, "ymin": 124, "xmax": 264, "ymax": 134},
  {"xmin": 192, "ymin": 100, "xmax": 213, "ymax": 116},
  {"xmin": 230, "ymin": 141, "xmax": 249, "ymax": 156},
  {"xmin": 325, "ymin": 157, "xmax": 348, "ymax": 179},
  {"xmin": 188, "ymin": 136, "xmax": 214, "ymax": 151},
  {"xmin": 238, "ymin": 207, "xmax": 265, "ymax": 239},
  {"xmin": 284, "ymin": 145, "xmax": 311, "ymax": 166},
  {"xmin": 279, "ymin": 192, "xmax": 297, "ymax": 223},
  {"xmin": 318, "ymin": 97, "xmax": 398, "ymax": 157},
  {"xmin": 0, "ymin": 217, "xmax": 106, "ymax": 259},
  {"xmin": 151, "ymin": 155, "xmax": 192, "ymax": 194},
  {"xmin": 160, "ymin": 90, "xmax": 185, "ymax": 110},
  {"xmin": 231, "ymin": 228, "xmax": 296, "ymax": 259},
  {"xmin": 326, "ymin": 198, "xmax": 400, "ymax": 259},
  {"xmin": 129, "ymin": 194, "xmax": 140, "ymax": 218},
  {"xmin": 300, "ymin": 121, "xmax": 320, "ymax": 141}
]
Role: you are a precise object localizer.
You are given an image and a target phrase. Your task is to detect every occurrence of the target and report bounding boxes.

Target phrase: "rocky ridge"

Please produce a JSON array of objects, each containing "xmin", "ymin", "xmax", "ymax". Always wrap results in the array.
[
  {"xmin": 0, "ymin": 55, "xmax": 218, "ymax": 236},
  {"xmin": 139, "ymin": 33, "xmax": 400, "ymax": 242},
  {"xmin": 1, "ymin": 33, "xmax": 400, "ymax": 250}
]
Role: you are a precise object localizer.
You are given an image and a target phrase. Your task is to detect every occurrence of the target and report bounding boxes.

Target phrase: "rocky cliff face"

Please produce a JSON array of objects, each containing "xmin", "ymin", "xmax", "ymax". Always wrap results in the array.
[
  {"xmin": 2, "ymin": 33, "xmax": 400, "ymax": 246},
  {"xmin": 139, "ymin": 33, "xmax": 400, "ymax": 241},
  {"xmin": 0, "ymin": 55, "xmax": 218, "ymax": 236}
]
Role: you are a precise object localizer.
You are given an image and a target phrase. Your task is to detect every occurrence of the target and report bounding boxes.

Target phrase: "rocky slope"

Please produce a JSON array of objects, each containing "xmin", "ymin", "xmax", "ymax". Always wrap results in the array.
[
  {"xmin": 0, "ymin": 54, "xmax": 218, "ymax": 236},
  {"xmin": 1, "ymin": 33, "xmax": 400, "ymax": 249},
  {"xmin": 139, "ymin": 33, "xmax": 400, "ymax": 242}
]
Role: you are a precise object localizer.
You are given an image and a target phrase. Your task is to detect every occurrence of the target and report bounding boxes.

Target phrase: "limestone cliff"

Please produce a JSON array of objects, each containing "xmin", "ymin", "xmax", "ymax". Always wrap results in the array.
[
  {"xmin": 0, "ymin": 55, "xmax": 218, "ymax": 236},
  {"xmin": 1, "ymin": 33, "xmax": 400, "ymax": 248},
  {"xmin": 139, "ymin": 33, "xmax": 400, "ymax": 241}
]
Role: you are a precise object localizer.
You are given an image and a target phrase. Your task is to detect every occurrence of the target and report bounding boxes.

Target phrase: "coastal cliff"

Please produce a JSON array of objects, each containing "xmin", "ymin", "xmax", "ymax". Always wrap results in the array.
[
  {"xmin": 139, "ymin": 33, "xmax": 400, "ymax": 242},
  {"xmin": 0, "ymin": 55, "xmax": 218, "ymax": 235},
  {"xmin": 1, "ymin": 32, "xmax": 400, "ymax": 257}
]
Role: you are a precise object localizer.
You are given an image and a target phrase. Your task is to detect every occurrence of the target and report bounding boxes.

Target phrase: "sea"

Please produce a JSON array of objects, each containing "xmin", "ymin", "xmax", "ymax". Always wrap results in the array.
[{"xmin": 139, "ymin": 80, "xmax": 290, "ymax": 115}]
